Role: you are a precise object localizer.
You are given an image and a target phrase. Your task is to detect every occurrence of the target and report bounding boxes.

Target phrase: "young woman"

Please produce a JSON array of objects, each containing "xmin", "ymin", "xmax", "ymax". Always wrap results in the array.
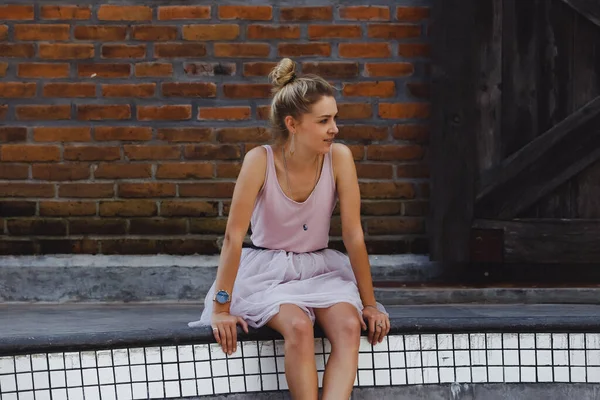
[{"xmin": 189, "ymin": 58, "xmax": 390, "ymax": 399}]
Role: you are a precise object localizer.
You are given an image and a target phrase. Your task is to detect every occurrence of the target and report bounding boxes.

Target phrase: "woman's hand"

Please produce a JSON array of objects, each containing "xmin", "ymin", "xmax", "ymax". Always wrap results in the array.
[
  {"xmin": 361, "ymin": 305, "xmax": 390, "ymax": 345},
  {"xmin": 212, "ymin": 312, "xmax": 249, "ymax": 355}
]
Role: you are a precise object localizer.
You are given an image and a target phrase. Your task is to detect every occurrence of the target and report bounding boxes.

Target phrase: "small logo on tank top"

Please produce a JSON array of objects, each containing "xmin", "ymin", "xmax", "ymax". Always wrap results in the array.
[{"xmin": 303, "ymin": 224, "xmax": 308, "ymax": 231}]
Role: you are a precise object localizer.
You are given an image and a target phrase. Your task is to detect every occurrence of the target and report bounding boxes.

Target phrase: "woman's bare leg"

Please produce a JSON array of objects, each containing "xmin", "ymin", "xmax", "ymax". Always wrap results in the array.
[
  {"xmin": 314, "ymin": 303, "xmax": 362, "ymax": 400},
  {"xmin": 267, "ymin": 304, "xmax": 318, "ymax": 400}
]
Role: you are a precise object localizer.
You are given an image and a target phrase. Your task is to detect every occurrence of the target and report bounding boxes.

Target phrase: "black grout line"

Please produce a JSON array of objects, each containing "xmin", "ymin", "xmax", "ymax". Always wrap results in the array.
[{"xmin": 191, "ymin": 345, "xmax": 200, "ymax": 397}]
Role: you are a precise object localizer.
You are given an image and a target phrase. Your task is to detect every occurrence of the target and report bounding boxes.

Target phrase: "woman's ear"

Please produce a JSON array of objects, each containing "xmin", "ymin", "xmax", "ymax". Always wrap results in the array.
[{"xmin": 284, "ymin": 115, "xmax": 296, "ymax": 134}]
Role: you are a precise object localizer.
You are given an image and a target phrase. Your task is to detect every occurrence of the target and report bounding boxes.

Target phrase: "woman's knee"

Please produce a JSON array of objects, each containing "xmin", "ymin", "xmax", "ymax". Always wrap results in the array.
[
  {"xmin": 285, "ymin": 315, "xmax": 314, "ymax": 350},
  {"xmin": 329, "ymin": 314, "xmax": 361, "ymax": 347}
]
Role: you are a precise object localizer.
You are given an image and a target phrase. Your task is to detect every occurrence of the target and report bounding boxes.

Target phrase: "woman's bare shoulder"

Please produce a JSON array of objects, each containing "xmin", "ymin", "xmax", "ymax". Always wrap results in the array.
[{"xmin": 237, "ymin": 145, "xmax": 268, "ymax": 186}]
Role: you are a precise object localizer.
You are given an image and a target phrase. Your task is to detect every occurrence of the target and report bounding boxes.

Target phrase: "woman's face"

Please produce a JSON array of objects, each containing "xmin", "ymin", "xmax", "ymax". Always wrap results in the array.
[{"xmin": 288, "ymin": 95, "xmax": 339, "ymax": 155}]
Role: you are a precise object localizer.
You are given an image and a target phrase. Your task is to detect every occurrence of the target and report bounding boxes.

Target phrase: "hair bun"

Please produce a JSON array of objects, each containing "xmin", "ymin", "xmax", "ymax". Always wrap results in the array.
[{"xmin": 269, "ymin": 58, "xmax": 297, "ymax": 90}]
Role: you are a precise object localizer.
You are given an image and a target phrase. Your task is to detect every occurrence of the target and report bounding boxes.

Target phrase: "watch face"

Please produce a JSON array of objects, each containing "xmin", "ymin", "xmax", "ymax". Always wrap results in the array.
[{"xmin": 215, "ymin": 290, "xmax": 229, "ymax": 304}]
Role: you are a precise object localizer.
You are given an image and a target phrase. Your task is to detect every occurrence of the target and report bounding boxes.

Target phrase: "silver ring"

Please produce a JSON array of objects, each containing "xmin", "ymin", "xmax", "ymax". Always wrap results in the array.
[
  {"xmin": 212, "ymin": 327, "xmax": 218, "ymax": 331},
  {"xmin": 376, "ymin": 322, "xmax": 383, "ymax": 328}
]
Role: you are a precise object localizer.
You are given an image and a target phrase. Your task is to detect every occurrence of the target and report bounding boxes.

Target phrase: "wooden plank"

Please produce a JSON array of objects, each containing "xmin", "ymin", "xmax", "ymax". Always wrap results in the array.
[
  {"xmin": 475, "ymin": 95, "xmax": 600, "ymax": 219},
  {"xmin": 473, "ymin": 219, "xmax": 600, "ymax": 263},
  {"xmin": 561, "ymin": 0, "xmax": 600, "ymax": 27},
  {"xmin": 429, "ymin": 0, "xmax": 480, "ymax": 263}
]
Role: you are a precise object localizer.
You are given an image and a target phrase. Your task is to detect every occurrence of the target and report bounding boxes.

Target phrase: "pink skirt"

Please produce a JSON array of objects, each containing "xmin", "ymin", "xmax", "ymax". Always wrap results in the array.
[{"xmin": 188, "ymin": 248, "xmax": 387, "ymax": 329}]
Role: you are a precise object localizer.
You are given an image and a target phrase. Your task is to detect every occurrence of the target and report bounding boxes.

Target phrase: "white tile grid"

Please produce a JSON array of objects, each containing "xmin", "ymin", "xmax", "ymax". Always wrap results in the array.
[{"xmin": 2, "ymin": 333, "xmax": 600, "ymax": 399}]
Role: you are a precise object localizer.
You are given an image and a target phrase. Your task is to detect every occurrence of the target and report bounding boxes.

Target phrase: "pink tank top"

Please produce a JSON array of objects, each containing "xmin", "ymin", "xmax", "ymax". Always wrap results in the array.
[{"xmin": 250, "ymin": 144, "xmax": 337, "ymax": 253}]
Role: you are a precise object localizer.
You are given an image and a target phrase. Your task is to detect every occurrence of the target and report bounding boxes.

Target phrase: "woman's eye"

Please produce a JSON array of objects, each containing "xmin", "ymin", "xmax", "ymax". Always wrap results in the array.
[{"xmin": 320, "ymin": 119, "xmax": 328, "ymax": 124}]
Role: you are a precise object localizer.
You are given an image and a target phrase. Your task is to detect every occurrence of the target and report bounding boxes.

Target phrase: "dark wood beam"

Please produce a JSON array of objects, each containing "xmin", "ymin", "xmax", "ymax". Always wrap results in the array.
[
  {"xmin": 475, "ymin": 95, "xmax": 600, "ymax": 219},
  {"xmin": 474, "ymin": 219, "xmax": 600, "ymax": 263},
  {"xmin": 561, "ymin": 0, "xmax": 600, "ymax": 27}
]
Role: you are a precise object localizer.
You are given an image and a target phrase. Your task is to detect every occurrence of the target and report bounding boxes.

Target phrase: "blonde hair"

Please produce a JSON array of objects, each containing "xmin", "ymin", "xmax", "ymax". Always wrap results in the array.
[{"xmin": 268, "ymin": 58, "xmax": 335, "ymax": 142}]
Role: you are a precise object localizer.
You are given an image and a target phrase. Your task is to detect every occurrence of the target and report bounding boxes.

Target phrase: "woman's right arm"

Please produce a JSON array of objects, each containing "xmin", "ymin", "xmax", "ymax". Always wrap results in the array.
[{"xmin": 211, "ymin": 146, "xmax": 267, "ymax": 354}]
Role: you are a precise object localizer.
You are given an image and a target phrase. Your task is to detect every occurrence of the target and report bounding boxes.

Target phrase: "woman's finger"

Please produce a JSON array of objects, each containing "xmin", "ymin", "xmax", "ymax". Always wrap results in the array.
[
  {"xmin": 368, "ymin": 316, "xmax": 376, "ymax": 344},
  {"xmin": 230, "ymin": 323, "xmax": 238, "ymax": 354},
  {"xmin": 224, "ymin": 324, "xmax": 234, "ymax": 355},
  {"xmin": 212, "ymin": 326, "xmax": 221, "ymax": 344},
  {"xmin": 237, "ymin": 316, "xmax": 249, "ymax": 334}
]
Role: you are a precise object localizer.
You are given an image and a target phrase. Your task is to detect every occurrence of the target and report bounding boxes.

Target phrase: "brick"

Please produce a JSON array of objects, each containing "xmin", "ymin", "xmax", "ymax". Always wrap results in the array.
[
  {"xmin": 0, "ymin": 62, "xmax": 7, "ymax": 76},
  {"xmin": 302, "ymin": 62, "xmax": 358, "ymax": 78},
  {"xmin": 184, "ymin": 62, "xmax": 236, "ymax": 76},
  {"xmin": 367, "ymin": 144, "xmax": 424, "ymax": 161},
  {"xmin": 360, "ymin": 182, "xmax": 415, "ymax": 199},
  {"xmin": 16, "ymin": 105, "xmax": 71, "ymax": 121},
  {"xmin": 102, "ymin": 44, "xmax": 146, "ymax": 59},
  {"xmin": 40, "ymin": 201, "xmax": 96, "ymax": 217},
  {"xmin": 0, "ymin": 5, "xmax": 34, "ymax": 20},
  {"xmin": 0, "ymin": 183, "xmax": 55, "ymax": 198},
  {"xmin": 18, "ymin": 63, "xmax": 69, "ymax": 78},
  {"xmin": 189, "ymin": 218, "xmax": 227, "ymax": 234},
  {"xmin": 398, "ymin": 43, "xmax": 430, "ymax": 57},
  {"xmin": 308, "ymin": 25, "xmax": 361, "ymax": 39},
  {"xmin": 33, "ymin": 127, "xmax": 91, "ymax": 142},
  {"xmin": 118, "ymin": 183, "xmax": 176, "ymax": 198},
  {"xmin": 214, "ymin": 43, "xmax": 270, "ymax": 58},
  {"xmin": 41, "ymin": 5, "xmax": 91, "ymax": 20},
  {"xmin": 278, "ymin": 43, "xmax": 330, "ymax": 57},
  {"xmin": 69, "ymin": 219, "xmax": 127, "ymax": 235},
  {"xmin": 94, "ymin": 126, "xmax": 152, "ymax": 141},
  {"xmin": 339, "ymin": 43, "xmax": 390, "ymax": 58},
  {"xmin": 97, "ymin": 5, "xmax": 152, "ymax": 21},
  {"xmin": 396, "ymin": 164, "xmax": 429, "ymax": 178},
  {"xmin": 360, "ymin": 201, "xmax": 402, "ymax": 216},
  {"xmin": 280, "ymin": 7, "xmax": 332, "ymax": 21},
  {"xmin": 337, "ymin": 125, "xmax": 388, "ymax": 141},
  {"xmin": 156, "ymin": 163, "xmax": 213, "ymax": 179},
  {"xmin": 94, "ymin": 163, "xmax": 152, "ymax": 179},
  {"xmin": 135, "ymin": 63, "xmax": 173, "ymax": 77},
  {"xmin": 216, "ymin": 163, "xmax": 241, "ymax": 178},
  {"xmin": 243, "ymin": 62, "xmax": 278, "ymax": 77},
  {"xmin": 356, "ymin": 163, "xmax": 393, "ymax": 179},
  {"xmin": 157, "ymin": 128, "xmax": 213, "ymax": 142},
  {"xmin": 379, "ymin": 103, "xmax": 430, "ymax": 119},
  {"xmin": 1, "ymin": 145, "xmax": 60, "ymax": 162},
  {"xmin": 160, "ymin": 201, "xmax": 218, "ymax": 217},
  {"xmin": 179, "ymin": 182, "xmax": 235, "ymax": 198},
  {"xmin": 102, "ymin": 83, "xmax": 155, "ymax": 98},
  {"xmin": 43, "ymin": 83, "xmax": 95, "ymax": 98},
  {"xmin": 39, "ymin": 44, "xmax": 94, "ymax": 60},
  {"xmin": 64, "ymin": 146, "xmax": 121, "ymax": 161},
  {"xmin": 217, "ymin": 127, "xmax": 270, "ymax": 143},
  {"xmin": 0, "ymin": 164, "xmax": 28, "ymax": 180},
  {"xmin": 132, "ymin": 26, "xmax": 178, "ymax": 41},
  {"xmin": 14, "ymin": 24, "xmax": 70, "ymax": 40},
  {"xmin": 184, "ymin": 144, "xmax": 241, "ymax": 160},
  {"xmin": 0, "ymin": 105, "xmax": 6, "ymax": 120},
  {"xmin": 0, "ymin": 240, "xmax": 36, "ymax": 255},
  {"xmin": 337, "ymin": 103, "xmax": 372, "ymax": 120},
  {"xmin": 219, "ymin": 6, "xmax": 272, "ymax": 21},
  {"xmin": 154, "ymin": 43, "xmax": 206, "ymax": 58},
  {"xmin": 77, "ymin": 105, "xmax": 131, "ymax": 121},
  {"xmin": 7, "ymin": 219, "xmax": 67, "ymax": 236},
  {"xmin": 100, "ymin": 239, "xmax": 219, "ymax": 255},
  {"xmin": 368, "ymin": 23, "xmax": 422, "ymax": 39},
  {"xmin": 183, "ymin": 25, "xmax": 240, "ymax": 41},
  {"xmin": 73, "ymin": 25, "xmax": 127, "ymax": 41},
  {"xmin": 99, "ymin": 200, "xmax": 157, "ymax": 217},
  {"xmin": 32, "ymin": 164, "xmax": 90, "ymax": 181},
  {"xmin": 340, "ymin": 6, "xmax": 390, "ymax": 21},
  {"xmin": 130, "ymin": 218, "xmax": 187, "ymax": 235},
  {"xmin": 257, "ymin": 105, "xmax": 271, "ymax": 120},
  {"xmin": 124, "ymin": 145, "xmax": 181, "ymax": 160},
  {"xmin": 393, "ymin": 124, "xmax": 429, "ymax": 143},
  {"xmin": 365, "ymin": 62, "xmax": 414, "ymax": 77},
  {"xmin": 247, "ymin": 25, "xmax": 300, "ymax": 40},
  {"xmin": 397, "ymin": 6, "xmax": 431, "ymax": 21},
  {"xmin": 138, "ymin": 105, "xmax": 191, "ymax": 121},
  {"xmin": 223, "ymin": 84, "xmax": 271, "ymax": 99},
  {"xmin": 158, "ymin": 6, "xmax": 211, "ymax": 20},
  {"xmin": 59, "ymin": 183, "xmax": 114, "ymax": 198},
  {"xmin": 162, "ymin": 82, "xmax": 216, "ymax": 97},
  {"xmin": 0, "ymin": 82, "xmax": 36, "ymax": 98},
  {"xmin": 0, "ymin": 127, "xmax": 27, "ymax": 142},
  {"xmin": 367, "ymin": 217, "xmax": 424, "ymax": 234},
  {"xmin": 78, "ymin": 63, "xmax": 131, "ymax": 78},
  {"xmin": 0, "ymin": 201, "xmax": 36, "ymax": 217},
  {"xmin": 0, "ymin": 44, "xmax": 35, "ymax": 58},
  {"xmin": 199, "ymin": 107, "xmax": 250, "ymax": 121},
  {"xmin": 343, "ymin": 81, "xmax": 395, "ymax": 98},
  {"xmin": 407, "ymin": 82, "xmax": 430, "ymax": 99}
]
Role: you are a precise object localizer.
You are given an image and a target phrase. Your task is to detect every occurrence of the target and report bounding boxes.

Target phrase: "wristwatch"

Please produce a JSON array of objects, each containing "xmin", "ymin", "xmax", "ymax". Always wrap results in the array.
[{"xmin": 213, "ymin": 289, "xmax": 231, "ymax": 304}]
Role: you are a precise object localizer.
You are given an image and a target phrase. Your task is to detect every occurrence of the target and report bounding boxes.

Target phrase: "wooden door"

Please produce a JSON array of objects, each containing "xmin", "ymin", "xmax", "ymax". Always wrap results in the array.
[{"xmin": 430, "ymin": 0, "xmax": 600, "ymax": 281}]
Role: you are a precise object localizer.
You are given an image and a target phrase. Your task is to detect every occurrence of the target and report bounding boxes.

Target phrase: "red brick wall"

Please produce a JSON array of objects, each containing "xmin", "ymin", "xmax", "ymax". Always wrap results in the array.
[{"xmin": 0, "ymin": 3, "xmax": 431, "ymax": 255}]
